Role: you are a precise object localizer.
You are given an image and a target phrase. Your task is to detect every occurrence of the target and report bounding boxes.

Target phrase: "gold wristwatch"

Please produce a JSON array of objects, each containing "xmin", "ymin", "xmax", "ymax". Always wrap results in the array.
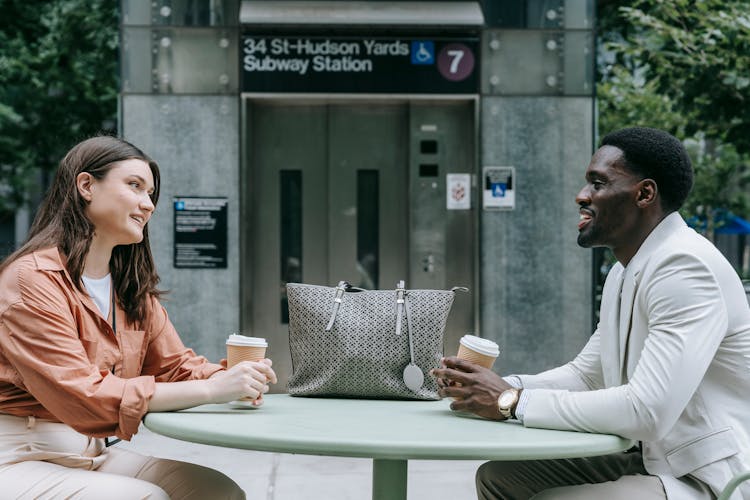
[{"xmin": 497, "ymin": 388, "xmax": 520, "ymax": 419}]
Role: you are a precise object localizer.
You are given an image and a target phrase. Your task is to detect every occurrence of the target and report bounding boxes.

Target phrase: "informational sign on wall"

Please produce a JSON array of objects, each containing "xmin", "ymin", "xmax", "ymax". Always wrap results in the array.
[
  {"xmin": 241, "ymin": 35, "xmax": 479, "ymax": 93},
  {"xmin": 482, "ymin": 166, "xmax": 515, "ymax": 210},
  {"xmin": 447, "ymin": 173, "xmax": 471, "ymax": 210},
  {"xmin": 173, "ymin": 197, "xmax": 228, "ymax": 268}
]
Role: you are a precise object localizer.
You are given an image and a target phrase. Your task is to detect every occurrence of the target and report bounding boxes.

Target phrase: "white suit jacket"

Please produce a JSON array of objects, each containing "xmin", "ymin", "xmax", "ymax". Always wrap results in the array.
[{"xmin": 517, "ymin": 213, "xmax": 750, "ymax": 499}]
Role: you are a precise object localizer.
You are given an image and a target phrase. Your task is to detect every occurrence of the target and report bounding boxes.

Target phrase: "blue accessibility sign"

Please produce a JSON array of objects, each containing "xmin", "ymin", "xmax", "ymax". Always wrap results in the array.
[
  {"xmin": 411, "ymin": 41, "xmax": 435, "ymax": 65},
  {"xmin": 491, "ymin": 183, "xmax": 507, "ymax": 197}
]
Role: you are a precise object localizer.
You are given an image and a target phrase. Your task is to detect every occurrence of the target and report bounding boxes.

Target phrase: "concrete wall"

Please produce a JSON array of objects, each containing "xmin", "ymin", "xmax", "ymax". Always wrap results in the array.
[
  {"xmin": 480, "ymin": 96, "xmax": 593, "ymax": 375},
  {"xmin": 122, "ymin": 95, "xmax": 240, "ymax": 363}
]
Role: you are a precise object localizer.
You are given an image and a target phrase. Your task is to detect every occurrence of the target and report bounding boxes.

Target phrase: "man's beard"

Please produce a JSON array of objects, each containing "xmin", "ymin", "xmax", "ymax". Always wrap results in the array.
[{"xmin": 577, "ymin": 226, "xmax": 601, "ymax": 248}]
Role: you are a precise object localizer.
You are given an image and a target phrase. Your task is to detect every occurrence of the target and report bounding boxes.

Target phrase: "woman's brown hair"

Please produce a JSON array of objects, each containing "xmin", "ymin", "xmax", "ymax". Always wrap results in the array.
[{"xmin": 0, "ymin": 135, "xmax": 162, "ymax": 325}]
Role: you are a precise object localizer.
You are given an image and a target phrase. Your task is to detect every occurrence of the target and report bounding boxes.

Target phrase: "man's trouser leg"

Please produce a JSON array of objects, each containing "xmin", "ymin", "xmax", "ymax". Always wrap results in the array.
[{"xmin": 476, "ymin": 448, "xmax": 666, "ymax": 500}]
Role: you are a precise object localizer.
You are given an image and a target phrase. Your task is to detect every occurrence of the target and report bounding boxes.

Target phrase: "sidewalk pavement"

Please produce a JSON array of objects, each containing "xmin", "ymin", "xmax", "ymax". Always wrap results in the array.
[{"xmin": 123, "ymin": 425, "xmax": 484, "ymax": 500}]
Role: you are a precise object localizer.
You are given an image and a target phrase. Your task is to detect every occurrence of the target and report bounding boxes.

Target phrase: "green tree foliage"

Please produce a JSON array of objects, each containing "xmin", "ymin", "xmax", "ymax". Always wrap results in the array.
[
  {"xmin": 597, "ymin": 0, "xmax": 750, "ymax": 235},
  {"xmin": 0, "ymin": 0, "xmax": 119, "ymax": 212}
]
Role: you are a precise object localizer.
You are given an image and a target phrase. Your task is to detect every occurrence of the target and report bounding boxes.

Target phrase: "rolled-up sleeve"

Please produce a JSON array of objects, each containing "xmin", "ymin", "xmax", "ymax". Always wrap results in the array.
[
  {"xmin": 118, "ymin": 375, "xmax": 157, "ymax": 439},
  {"xmin": 1, "ymin": 291, "xmax": 156, "ymax": 441}
]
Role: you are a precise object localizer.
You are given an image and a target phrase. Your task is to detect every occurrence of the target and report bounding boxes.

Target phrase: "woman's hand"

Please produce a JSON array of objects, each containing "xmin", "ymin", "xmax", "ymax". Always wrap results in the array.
[
  {"xmin": 207, "ymin": 359, "xmax": 277, "ymax": 405},
  {"xmin": 148, "ymin": 359, "xmax": 277, "ymax": 412}
]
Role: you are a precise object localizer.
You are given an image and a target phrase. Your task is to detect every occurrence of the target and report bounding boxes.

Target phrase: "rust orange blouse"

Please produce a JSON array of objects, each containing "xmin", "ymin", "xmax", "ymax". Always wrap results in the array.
[{"xmin": 0, "ymin": 247, "xmax": 223, "ymax": 440}]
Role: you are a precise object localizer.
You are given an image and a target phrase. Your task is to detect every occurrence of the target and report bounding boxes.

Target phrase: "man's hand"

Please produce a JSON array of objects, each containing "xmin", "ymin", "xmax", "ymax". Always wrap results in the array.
[{"xmin": 430, "ymin": 356, "xmax": 513, "ymax": 420}]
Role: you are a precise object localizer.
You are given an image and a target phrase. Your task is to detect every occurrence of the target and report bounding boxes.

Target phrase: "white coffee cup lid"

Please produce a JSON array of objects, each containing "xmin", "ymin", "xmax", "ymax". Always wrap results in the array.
[
  {"xmin": 226, "ymin": 334, "xmax": 267, "ymax": 347},
  {"xmin": 460, "ymin": 335, "xmax": 499, "ymax": 357}
]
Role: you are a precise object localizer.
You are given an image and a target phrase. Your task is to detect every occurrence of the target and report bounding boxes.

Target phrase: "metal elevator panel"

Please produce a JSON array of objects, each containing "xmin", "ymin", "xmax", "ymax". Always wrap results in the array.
[
  {"xmin": 327, "ymin": 104, "xmax": 409, "ymax": 289},
  {"xmin": 243, "ymin": 98, "xmax": 476, "ymax": 390},
  {"xmin": 408, "ymin": 101, "xmax": 476, "ymax": 355},
  {"xmin": 246, "ymin": 102, "xmax": 328, "ymax": 384}
]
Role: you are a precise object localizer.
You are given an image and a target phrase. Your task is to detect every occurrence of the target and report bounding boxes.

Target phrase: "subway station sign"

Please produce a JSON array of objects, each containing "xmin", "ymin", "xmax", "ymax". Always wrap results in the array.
[{"xmin": 241, "ymin": 35, "xmax": 479, "ymax": 94}]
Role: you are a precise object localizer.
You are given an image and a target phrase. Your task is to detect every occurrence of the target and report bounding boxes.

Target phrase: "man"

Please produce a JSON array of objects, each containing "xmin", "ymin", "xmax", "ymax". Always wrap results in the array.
[{"xmin": 432, "ymin": 127, "xmax": 750, "ymax": 499}]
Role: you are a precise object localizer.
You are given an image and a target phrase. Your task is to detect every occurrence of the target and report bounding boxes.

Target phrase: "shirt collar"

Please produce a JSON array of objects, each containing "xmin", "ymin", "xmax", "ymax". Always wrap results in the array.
[
  {"xmin": 32, "ymin": 247, "xmax": 116, "ymax": 328},
  {"xmin": 31, "ymin": 247, "xmax": 66, "ymax": 271},
  {"xmin": 625, "ymin": 211, "xmax": 687, "ymax": 275}
]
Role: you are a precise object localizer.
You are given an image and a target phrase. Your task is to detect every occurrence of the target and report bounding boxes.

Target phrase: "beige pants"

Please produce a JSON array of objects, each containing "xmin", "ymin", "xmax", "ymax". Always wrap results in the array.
[
  {"xmin": 476, "ymin": 448, "xmax": 667, "ymax": 500},
  {"xmin": 0, "ymin": 414, "xmax": 244, "ymax": 499}
]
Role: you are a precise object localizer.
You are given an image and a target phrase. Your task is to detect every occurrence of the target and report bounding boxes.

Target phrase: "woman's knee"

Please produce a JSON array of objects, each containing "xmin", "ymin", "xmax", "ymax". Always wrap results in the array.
[
  {"xmin": 108, "ymin": 479, "xmax": 171, "ymax": 500},
  {"xmin": 136, "ymin": 457, "xmax": 245, "ymax": 499},
  {"xmin": 193, "ymin": 465, "xmax": 245, "ymax": 500}
]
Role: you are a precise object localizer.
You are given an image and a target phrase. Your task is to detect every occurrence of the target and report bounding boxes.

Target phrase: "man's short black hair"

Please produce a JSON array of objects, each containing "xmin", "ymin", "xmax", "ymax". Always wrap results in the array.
[{"xmin": 601, "ymin": 127, "xmax": 693, "ymax": 212}]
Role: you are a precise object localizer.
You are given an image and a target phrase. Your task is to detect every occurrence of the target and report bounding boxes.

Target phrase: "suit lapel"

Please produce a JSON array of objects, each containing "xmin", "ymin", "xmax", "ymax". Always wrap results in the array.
[
  {"xmin": 599, "ymin": 213, "xmax": 689, "ymax": 387},
  {"xmin": 600, "ymin": 264, "xmax": 624, "ymax": 388},
  {"xmin": 618, "ymin": 268, "xmax": 639, "ymax": 381}
]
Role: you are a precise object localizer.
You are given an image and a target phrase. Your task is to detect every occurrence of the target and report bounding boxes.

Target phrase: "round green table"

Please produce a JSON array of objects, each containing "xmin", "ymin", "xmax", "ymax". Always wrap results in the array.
[{"xmin": 143, "ymin": 394, "xmax": 633, "ymax": 500}]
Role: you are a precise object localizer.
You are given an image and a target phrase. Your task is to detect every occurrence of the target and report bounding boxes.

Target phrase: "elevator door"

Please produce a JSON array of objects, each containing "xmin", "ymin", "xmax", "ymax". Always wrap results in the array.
[{"xmin": 243, "ymin": 100, "xmax": 475, "ymax": 389}]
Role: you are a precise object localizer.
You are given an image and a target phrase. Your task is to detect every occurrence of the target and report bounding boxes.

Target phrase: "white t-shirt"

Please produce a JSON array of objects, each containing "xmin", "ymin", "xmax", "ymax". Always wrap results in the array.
[{"xmin": 82, "ymin": 274, "xmax": 111, "ymax": 319}]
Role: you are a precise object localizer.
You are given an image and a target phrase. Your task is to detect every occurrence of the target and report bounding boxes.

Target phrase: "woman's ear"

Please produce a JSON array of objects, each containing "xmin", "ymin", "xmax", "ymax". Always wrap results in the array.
[
  {"xmin": 76, "ymin": 172, "xmax": 95, "ymax": 202},
  {"xmin": 636, "ymin": 179, "xmax": 658, "ymax": 208}
]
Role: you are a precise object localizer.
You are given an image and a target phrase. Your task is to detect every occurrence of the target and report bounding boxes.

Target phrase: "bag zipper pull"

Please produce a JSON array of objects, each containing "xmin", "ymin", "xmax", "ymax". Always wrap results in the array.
[
  {"xmin": 395, "ymin": 280, "xmax": 406, "ymax": 336},
  {"xmin": 325, "ymin": 281, "xmax": 348, "ymax": 332}
]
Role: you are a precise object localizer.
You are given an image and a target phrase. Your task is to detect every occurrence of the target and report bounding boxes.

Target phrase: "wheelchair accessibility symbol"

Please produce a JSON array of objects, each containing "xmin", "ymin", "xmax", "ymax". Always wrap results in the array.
[
  {"xmin": 411, "ymin": 41, "xmax": 434, "ymax": 65},
  {"xmin": 491, "ymin": 183, "xmax": 507, "ymax": 197}
]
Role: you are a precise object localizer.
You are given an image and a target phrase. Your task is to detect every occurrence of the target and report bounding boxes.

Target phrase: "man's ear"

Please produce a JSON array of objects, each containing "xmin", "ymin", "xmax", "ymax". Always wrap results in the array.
[
  {"xmin": 636, "ymin": 179, "xmax": 658, "ymax": 208},
  {"xmin": 76, "ymin": 172, "xmax": 95, "ymax": 202}
]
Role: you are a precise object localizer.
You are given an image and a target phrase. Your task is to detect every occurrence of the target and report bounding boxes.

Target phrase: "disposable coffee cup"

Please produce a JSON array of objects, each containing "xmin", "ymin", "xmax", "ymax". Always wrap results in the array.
[
  {"xmin": 457, "ymin": 334, "xmax": 500, "ymax": 369},
  {"xmin": 226, "ymin": 334, "xmax": 267, "ymax": 367},
  {"xmin": 226, "ymin": 334, "xmax": 268, "ymax": 406}
]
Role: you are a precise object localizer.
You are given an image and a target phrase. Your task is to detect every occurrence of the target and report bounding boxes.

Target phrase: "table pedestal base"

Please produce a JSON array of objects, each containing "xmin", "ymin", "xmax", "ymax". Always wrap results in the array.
[{"xmin": 372, "ymin": 458, "xmax": 407, "ymax": 500}]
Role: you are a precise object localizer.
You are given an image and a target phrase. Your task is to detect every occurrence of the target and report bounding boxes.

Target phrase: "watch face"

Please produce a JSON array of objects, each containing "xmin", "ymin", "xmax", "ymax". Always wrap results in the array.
[{"xmin": 499, "ymin": 391, "xmax": 516, "ymax": 408}]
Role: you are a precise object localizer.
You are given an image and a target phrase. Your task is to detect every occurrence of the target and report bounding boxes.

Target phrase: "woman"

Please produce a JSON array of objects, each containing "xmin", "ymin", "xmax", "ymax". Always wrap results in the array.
[{"xmin": 0, "ymin": 136, "xmax": 276, "ymax": 498}]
